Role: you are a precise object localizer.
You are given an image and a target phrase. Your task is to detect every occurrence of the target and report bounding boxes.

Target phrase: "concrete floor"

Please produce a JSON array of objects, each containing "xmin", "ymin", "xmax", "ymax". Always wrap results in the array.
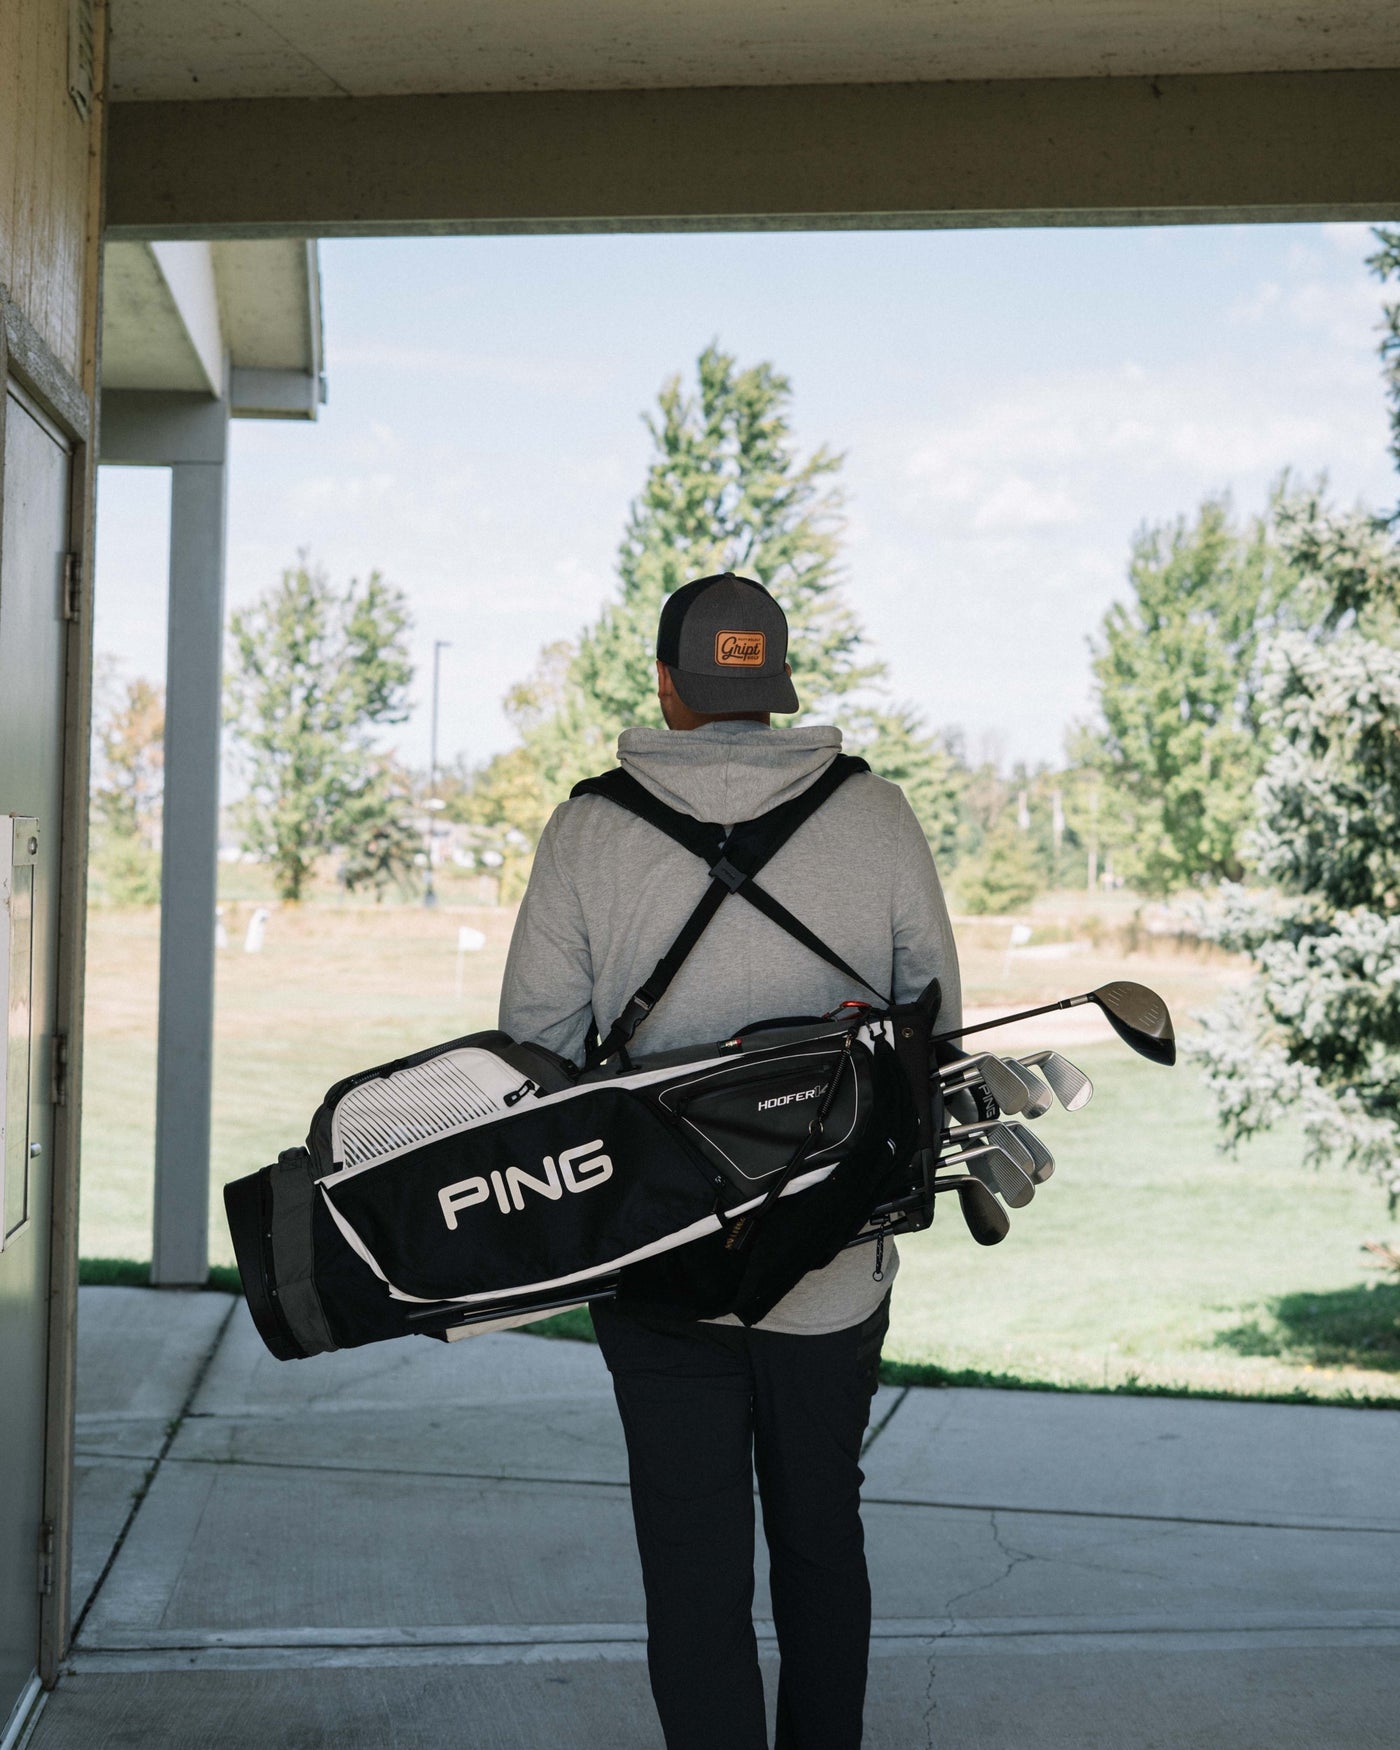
[{"xmin": 26, "ymin": 1287, "xmax": 1400, "ymax": 1748}]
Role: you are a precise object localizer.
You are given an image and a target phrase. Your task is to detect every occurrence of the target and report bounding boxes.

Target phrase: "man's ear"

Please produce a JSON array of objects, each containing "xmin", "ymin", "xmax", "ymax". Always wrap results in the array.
[{"xmin": 656, "ymin": 659, "xmax": 674, "ymax": 699}]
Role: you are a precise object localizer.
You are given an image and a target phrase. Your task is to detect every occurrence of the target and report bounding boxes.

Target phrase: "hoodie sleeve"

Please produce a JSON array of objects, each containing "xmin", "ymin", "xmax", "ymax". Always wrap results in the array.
[
  {"xmin": 890, "ymin": 791, "xmax": 962, "ymax": 1029},
  {"xmin": 498, "ymin": 804, "xmax": 596, "ymax": 1066}
]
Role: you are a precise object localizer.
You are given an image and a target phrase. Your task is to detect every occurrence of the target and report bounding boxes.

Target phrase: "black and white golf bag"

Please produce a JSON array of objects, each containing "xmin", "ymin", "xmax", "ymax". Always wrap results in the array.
[{"xmin": 226, "ymin": 755, "xmax": 951, "ymax": 1361}]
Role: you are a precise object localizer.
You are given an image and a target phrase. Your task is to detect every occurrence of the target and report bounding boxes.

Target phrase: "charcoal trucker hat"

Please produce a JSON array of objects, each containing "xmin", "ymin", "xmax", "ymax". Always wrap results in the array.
[{"xmin": 656, "ymin": 572, "xmax": 800, "ymax": 715}]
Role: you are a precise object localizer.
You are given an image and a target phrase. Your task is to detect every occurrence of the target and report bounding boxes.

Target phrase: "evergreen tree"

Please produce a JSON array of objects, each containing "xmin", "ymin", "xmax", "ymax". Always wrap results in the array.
[
  {"xmin": 1189, "ymin": 231, "xmax": 1400, "ymax": 1204},
  {"xmin": 954, "ymin": 813, "xmax": 1042, "ymax": 916},
  {"xmin": 226, "ymin": 560, "xmax": 415, "ymax": 902}
]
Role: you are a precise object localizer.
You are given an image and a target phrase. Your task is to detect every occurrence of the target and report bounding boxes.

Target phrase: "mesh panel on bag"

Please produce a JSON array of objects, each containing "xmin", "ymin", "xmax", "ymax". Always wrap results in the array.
[{"xmin": 329, "ymin": 1049, "xmax": 527, "ymax": 1171}]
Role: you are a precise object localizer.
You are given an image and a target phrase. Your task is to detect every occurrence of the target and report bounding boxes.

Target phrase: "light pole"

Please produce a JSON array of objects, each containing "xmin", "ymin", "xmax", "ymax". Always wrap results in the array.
[{"xmin": 423, "ymin": 639, "xmax": 450, "ymax": 907}]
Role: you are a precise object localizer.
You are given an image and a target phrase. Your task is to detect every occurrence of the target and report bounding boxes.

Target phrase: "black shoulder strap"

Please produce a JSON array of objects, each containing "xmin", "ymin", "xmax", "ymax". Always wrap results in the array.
[{"xmin": 571, "ymin": 754, "xmax": 889, "ymax": 1064}]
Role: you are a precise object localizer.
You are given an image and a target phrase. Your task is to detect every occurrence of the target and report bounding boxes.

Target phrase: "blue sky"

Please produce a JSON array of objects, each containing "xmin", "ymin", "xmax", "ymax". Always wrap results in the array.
[{"xmin": 95, "ymin": 221, "xmax": 1397, "ymax": 774}]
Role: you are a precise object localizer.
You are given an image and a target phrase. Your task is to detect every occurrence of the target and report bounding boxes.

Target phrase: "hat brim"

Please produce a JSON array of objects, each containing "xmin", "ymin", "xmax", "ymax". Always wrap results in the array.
[{"xmin": 670, "ymin": 665, "xmax": 800, "ymax": 716}]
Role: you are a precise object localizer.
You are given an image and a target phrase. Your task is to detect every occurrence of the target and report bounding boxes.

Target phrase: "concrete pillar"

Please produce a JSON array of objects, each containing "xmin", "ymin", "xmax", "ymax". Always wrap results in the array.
[{"xmin": 151, "ymin": 430, "xmax": 228, "ymax": 1285}]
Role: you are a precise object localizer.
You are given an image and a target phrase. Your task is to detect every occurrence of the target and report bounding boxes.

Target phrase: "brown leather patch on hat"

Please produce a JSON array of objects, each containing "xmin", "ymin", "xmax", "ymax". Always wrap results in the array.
[{"xmin": 715, "ymin": 630, "xmax": 766, "ymax": 667}]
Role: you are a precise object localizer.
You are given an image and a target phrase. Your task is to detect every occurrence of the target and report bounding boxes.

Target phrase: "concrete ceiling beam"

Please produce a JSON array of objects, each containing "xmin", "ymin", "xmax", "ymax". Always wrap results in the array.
[{"xmin": 106, "ymin": 71, "xmax": 1400, "ymax": 238}]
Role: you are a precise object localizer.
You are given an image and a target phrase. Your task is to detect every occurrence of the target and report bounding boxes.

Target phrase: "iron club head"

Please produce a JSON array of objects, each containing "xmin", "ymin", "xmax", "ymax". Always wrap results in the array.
[
  {"xmin": 954, "ymin": 1177, "xmax": 1010, "ymax": 1246},
  {"xmin": 1019, "ymin": 1049, "xmax": 1094, "ymax": 1111},
  {"xmin": 1003, "ymin": 1122, "xmax": 1055, "ymax": 1183},
  {"xmin": 938, "ymin": 1052, "xmax": 1041, "ymax": 1116},
  {"xmin": 945, "ymin": 1138, "xmax": 1036, "ymax": 1209},
  {"xmin": 1016, "ymin": 1066, "xmax": 1055, "ymax": 1119}
]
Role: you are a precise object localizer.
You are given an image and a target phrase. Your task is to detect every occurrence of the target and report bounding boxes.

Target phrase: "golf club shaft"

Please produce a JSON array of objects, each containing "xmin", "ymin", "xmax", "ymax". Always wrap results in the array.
[{"xmin": 930, "ymin": 993, "xmax": 1089, "ymax": 1047}]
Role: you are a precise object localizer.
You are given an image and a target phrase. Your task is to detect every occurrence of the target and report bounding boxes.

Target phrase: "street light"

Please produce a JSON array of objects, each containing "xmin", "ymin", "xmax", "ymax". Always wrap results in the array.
[{"xmin": 423, "ymin": 639, "xmax": 450, "ymax": 908}]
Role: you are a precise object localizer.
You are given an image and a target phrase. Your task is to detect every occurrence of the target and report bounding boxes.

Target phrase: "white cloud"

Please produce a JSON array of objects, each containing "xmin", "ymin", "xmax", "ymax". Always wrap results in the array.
[{"xmin": 971, "ymin": 477, "xmax": 1082, "ymax": 531}]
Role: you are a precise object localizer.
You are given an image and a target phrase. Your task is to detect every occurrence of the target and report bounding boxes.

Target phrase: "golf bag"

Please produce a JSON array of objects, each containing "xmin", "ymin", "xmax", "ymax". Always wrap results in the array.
[{"xmin": 226, "ymin": 754, "xmax": 949, "ymax": 1361}]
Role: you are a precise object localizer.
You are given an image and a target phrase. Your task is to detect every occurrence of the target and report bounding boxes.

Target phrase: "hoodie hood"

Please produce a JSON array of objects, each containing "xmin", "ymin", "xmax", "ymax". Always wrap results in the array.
[{"xmin": 617, "ymin": 721, "xmax": 843, "ymax": 825}]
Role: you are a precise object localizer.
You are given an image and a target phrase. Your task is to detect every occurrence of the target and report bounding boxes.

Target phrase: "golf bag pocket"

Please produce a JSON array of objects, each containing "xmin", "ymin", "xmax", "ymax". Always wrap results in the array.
[{"xmin": 654, "ymin": 1038, "xmax": 871, "ymax": 1191}]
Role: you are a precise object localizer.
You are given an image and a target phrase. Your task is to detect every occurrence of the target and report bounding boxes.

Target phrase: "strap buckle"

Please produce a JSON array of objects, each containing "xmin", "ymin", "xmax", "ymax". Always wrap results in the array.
[{"xmin": 710, "ymin": 856, "xmax": 747, "ymax": 892}]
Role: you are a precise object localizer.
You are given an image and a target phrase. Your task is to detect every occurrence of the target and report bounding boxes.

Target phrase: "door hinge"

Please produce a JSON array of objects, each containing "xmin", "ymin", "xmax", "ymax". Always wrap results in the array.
[
  {"xmin": 51, "ymin": 1032, "xmax": 70, "ymax": 1107},
  {"xmin": 62, "ymin": 551, "xmax": 82, "ymax": 621},
  {"xmin": 38, "ymin": 1521, "xmax": 55, "ymax": 1597}
]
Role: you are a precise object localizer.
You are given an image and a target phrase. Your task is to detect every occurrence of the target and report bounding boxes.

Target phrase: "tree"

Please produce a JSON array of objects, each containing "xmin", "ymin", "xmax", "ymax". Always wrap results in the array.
[
  {"xmin": 1189, "ymin": 231, "xmax": 1400, "ymax": 1205},
  {"xmin": 92, "ymin": 670, "xmax": 165, "ymax": 841},
  {"xmin": 226, "ymin": 560, "xmax": 415, "ymax": 902},
  {"xmin": 336, "ymin": 759, "xmax": 424, "ymax": 901},
  {"xmin": 954, "ymin": 813, "xmax": 1042, "ymax": 916},
  {"xmin": 1084, "ymin": 493, "xmax": 1306, "ymax": 894},
  {"xmin": 474, "ymin": 344, "xmax": 955, "ymax": 843},
  {"xmin": 848, "ymin": 706, "xmax": 964, "ymax": 863},
  {"xmin": 88, "ymin": 664, "xmax": 165, "ymax": 906}
]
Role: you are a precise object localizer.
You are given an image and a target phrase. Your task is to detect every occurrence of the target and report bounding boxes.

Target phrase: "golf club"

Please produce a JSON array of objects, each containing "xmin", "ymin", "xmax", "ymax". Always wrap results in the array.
[
  {"xmin": 938, "ymin": 1052, "xmax": 1041, "ymax": 1115},
  {"xmin": 1003, "ymin": 1121, "xmax": 1055, "ymax": 1182},
  {"xmin": 939, "ymin": 1174, "xmax": 1010, "ymax": 1246},
  {"xmin": 943, "ymin": 1134, "xmax": 1036, "ymax": 1209},
  {"xmin": 945, "ymin": 1119, "xmax": 1037, "ymax": 1177},
  {"xmin": 1019, "ymin": 1049, "xmax": 1094, "ymax": 1111},
  {"xmin": 930, "ymin": 980, "xmax": 1176, "ymax": 1067},
  {"xmin": 1015, "ymin": 1065, "xmax": 1055, "ymax": 1119}
]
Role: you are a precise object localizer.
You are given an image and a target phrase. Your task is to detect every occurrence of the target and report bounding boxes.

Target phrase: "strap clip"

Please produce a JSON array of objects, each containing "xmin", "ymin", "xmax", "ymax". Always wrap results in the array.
[{"xmin": 710, "ymin": 856, "xmax": 747, "ymax": 892}]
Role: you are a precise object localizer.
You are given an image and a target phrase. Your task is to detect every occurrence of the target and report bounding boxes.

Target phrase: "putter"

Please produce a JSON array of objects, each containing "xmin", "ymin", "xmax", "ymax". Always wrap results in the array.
[
  {"xmin": 1019, "ymin": 1049, "xmax": 1094, "ymax": 1111},
  {"xmin": 938, "ymin": 1052, "xmax": 1041, "ymax": 1116},
  {"xmin": 931, "ymin": 980, "xmax": 1176, "ymax": 1067},
  {"xmin": 1003, "ymin": 1121, "xmax": 1054, "ymax": 1183}
]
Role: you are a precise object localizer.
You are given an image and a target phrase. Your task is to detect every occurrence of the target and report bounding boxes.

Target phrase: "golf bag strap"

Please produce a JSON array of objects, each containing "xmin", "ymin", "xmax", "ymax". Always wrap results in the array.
[{"xmin": 572, "ymin": 755, "xmax": 888, "ymax": 1064}]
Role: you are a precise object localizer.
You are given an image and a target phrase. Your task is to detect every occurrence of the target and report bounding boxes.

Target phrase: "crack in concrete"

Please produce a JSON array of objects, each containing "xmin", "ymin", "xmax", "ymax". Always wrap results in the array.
[
  {"xmin": 921, "ymin": 1644, "xmax": 938, "ymax": 1747},
  {"xmin": 939, "ymin": 1510, "xmax": 1040, "ymax": 1621}
]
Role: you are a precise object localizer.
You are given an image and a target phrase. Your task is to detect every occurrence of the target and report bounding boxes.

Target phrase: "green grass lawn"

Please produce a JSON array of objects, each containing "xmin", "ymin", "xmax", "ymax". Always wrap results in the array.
[{"xmin": 79, "ymin": 900, "xmax": 1400, "ymax": 1404}]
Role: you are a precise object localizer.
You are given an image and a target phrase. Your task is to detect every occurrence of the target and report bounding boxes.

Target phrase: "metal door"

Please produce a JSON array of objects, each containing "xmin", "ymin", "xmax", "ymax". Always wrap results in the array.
[{"xmin": 0, "ymin": 383, "xmax": 71, "ymax": 1721}]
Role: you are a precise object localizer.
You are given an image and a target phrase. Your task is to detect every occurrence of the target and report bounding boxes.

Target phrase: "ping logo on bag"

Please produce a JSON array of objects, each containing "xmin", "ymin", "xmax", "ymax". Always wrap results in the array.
[
  {"xmin": 715, "ymin": 630, "xmax": 765, "ymax": 667},
  {"xmin": 438, "ymin": 1139, "xmax": 614, "ymax": 1229},
  {"xmin": 757, "ymin": 1085, "xmax": 822, "ymax": 1113}
]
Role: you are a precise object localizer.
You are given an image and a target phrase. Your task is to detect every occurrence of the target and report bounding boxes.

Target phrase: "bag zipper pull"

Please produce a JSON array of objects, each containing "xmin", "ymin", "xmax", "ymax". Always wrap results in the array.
[
  {"xmin": 872, "ymin": 1221, "xmax": 887, "ymax": 1283},
  {"xmin": 503, "ymin": 1077, "xmax": 538, "ymax": 1107}
]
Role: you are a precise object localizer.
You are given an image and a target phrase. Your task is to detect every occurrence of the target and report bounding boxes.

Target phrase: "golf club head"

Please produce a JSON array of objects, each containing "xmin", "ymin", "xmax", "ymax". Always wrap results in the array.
[
  {"xmin": 956, "ymin": 1142, "xmax": 1036, "ymax": 1209},
  {"xmin": 938, "ymin": 1052, "xmax": 1040, "ymax": 1116},
  {"xmin": 1017, "ymin": 1067, "xmax": 1055, "ymax": 1119},
  {"xmin": 954, "ymin": 1177, "xmax": 1010, "ymax": 1246},
  {"xmin": 944, "ymin": 1119, "xmax": 1037, "ymax": 1176},
  {"xmin": 1020, "ymin": 1049, "xmax": 1094, "ymax": 1111},
  {"xmin": 1091, "ymin": 982, "xmax": 1176, "ymax": 1066},
  {"xmin": 1003, "ymin": 1121, "xmax": 1055, "ymax": 1183}
]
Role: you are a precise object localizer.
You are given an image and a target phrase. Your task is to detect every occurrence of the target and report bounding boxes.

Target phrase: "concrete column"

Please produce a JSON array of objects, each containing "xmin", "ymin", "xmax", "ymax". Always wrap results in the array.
[{"xmin": 151, "ymin": 436, "xmax": 228, "ymax": 1285}]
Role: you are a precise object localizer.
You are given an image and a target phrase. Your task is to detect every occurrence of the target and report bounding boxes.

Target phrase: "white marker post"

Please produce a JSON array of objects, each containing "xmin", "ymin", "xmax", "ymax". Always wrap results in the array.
[{"xmin": 456, "ymin": 924, "xmax": 486, "ymax": 999}]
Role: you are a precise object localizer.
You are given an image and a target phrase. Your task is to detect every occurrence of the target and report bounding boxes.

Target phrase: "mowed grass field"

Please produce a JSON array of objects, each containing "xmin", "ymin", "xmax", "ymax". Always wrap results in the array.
[{"xmin": 79, "ymin": 897, "xmax": 1400, "ymax": 1403}]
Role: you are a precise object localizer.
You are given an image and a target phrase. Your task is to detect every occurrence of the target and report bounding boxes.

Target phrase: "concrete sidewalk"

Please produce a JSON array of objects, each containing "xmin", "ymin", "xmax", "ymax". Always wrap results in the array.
[{"xmin": 28, "ymin": 1287, "xmax": 1400, "ymax": 1748}]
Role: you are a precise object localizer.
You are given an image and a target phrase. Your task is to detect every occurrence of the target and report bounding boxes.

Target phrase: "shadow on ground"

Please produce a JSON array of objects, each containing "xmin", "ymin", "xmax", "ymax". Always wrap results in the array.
[{"xmin": 1215, "ymin": 1282, "xmax": 1400, "ymax": 1372}]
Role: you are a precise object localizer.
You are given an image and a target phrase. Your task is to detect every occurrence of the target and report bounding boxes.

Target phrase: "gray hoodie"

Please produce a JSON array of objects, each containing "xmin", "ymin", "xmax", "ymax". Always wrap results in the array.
[{"xmin": 499, "ymin": 720, "xmax": 962, "ymax": 1335}]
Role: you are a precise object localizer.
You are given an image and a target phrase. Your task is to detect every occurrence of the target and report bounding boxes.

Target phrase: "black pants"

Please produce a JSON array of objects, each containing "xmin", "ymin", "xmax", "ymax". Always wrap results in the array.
[{"xmin": 591, "ymin": 1294, "xmax": 890, "ymax": 1750}]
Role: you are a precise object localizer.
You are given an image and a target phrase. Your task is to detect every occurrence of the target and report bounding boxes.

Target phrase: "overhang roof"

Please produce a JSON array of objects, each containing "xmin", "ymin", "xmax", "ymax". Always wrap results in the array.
[
  {"xmin": 101, "ymin": 238, "xmax": 324, "ymax": 418},
  {"xmin": 108, "ymin": 0, "xmax": 1400, "ymax": 100}
]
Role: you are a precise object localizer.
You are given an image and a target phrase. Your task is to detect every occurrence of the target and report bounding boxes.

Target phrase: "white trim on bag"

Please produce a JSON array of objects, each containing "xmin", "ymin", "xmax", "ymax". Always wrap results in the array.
[{"xmin": 318, "ymin": 1161, "xmax": 839, "ymax": 1310}]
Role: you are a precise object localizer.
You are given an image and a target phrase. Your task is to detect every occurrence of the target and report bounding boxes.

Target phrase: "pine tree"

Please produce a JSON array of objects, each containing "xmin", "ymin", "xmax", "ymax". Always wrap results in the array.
[{"xmin": 1188, "ymin": 231, "xmax": 1400, "ymax": 1204}]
